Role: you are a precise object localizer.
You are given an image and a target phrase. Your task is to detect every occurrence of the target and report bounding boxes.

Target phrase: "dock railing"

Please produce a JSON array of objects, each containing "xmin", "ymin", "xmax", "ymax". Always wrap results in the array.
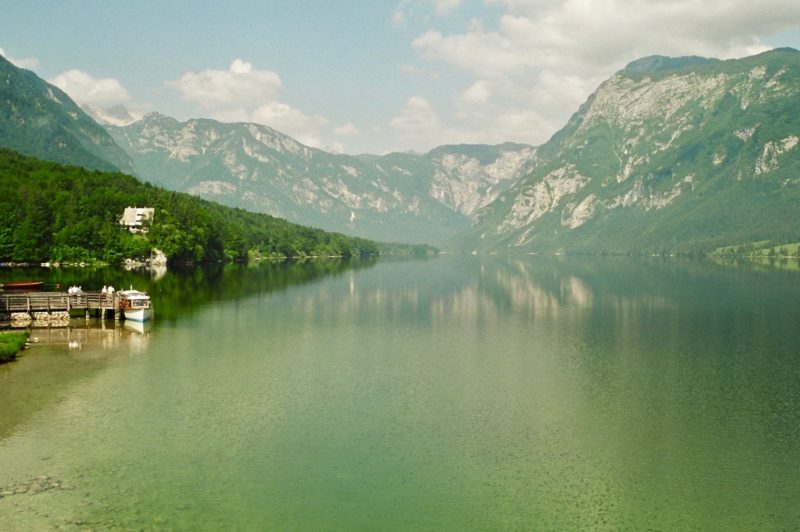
[{"xmin": 0, "ymin": 291, "xmax": 118, "ymax": 314}]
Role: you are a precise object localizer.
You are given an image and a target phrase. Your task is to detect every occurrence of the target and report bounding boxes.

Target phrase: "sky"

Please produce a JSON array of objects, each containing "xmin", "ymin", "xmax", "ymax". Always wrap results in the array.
[{"xmin": 2, "ymin": 0, "xmax": 800, "ymax": 155}]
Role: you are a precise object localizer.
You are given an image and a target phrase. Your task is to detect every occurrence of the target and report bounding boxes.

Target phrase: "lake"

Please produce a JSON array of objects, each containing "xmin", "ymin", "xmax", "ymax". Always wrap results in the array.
[{"xmin": 1, "ymin": 256, "xmax": 799, "ymax": 530}]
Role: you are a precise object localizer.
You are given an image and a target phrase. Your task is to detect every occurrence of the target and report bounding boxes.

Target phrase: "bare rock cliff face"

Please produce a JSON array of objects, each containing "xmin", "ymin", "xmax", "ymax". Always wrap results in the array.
[
  {"xmin": 108, "ymin": 115, "xmax": 535, "ymax": 245},
  {"xmin": 463, "ymin": 49, "xmax": 800, "ymax": 253},
  {"xmin": 107, "ymin": 49, "xmax": 800, "ymax": 252}
]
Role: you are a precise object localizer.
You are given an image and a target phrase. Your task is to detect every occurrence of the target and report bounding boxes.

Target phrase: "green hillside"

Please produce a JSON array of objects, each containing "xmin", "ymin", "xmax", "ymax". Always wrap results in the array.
[
  {"xmin": 0, "ymin": 55, "xmax": 135, "ymax": 174},
  {"xmin": 0, "ymin": 148, "xmax": 381, "ymax": 264},
  {"xmin": 462, "ymin": 48, "xmax": 800, "ymax": 254}
]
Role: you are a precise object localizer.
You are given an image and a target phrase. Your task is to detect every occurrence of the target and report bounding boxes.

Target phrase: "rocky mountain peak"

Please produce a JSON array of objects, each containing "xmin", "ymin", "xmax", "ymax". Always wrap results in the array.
[
  {"xmin": 461, "ymin": 49, "xmax": 800, "ymax": 254},
  {"xmin": 106, "ymin": 114, "xmax": 537, "ymax": 244},
  {"xmin": 622, "ymin": 55, "xmax": 718, "ymax": 76}
]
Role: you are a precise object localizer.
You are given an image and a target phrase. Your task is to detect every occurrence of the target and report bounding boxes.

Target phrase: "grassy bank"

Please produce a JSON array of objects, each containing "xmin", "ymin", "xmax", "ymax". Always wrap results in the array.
[
  {"xmin": 712, "ymin": 241, "xmax": 800, "ymax": 258},
  {"xmin": 0, "ymin": 331, "xmax": 29, "ymax": 363}
]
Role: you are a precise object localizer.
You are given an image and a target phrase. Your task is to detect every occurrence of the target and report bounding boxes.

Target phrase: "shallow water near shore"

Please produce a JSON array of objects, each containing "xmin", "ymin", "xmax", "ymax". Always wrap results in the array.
[{"xmin": 1, "ymin": 256, "xmax": 799, "ymax": 529}]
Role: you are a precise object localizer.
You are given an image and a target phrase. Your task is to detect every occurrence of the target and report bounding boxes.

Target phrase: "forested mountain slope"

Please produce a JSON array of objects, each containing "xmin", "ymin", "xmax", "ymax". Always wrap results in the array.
[
  {"xmin": 0, "ymin": 55, "xmax": 135, "ymax": 174},
  {"xmin": 462, "ymin": 48, "xmax": 800, "ymax": 254},
  {"xmin": 0, "ymin": 148, "xmax": 382, "ymax": 264}
]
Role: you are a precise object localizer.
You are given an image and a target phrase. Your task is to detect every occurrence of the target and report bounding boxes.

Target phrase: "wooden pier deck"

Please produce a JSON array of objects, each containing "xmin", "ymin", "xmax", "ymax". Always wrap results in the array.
[{"xmin": 0, "ymin": 291, "xmax": 120, "ymax": 317}]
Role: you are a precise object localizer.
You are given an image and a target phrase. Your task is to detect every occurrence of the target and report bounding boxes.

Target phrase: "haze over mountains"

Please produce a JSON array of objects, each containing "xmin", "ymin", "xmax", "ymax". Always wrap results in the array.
[
  {"xmin": 2, "ymin": 48, "xmax": 799, "ymax": 253},
  {"xmin": 106, "ymin": 113, "xmax": 534, "ymax": 244}
]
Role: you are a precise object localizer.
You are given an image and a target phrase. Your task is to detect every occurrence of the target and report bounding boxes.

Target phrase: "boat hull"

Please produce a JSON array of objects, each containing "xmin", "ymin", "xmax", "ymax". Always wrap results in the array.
[
  {"xmin": 2, "ymin": 281, "xmax": 45, "ymax": 290},
  {"xmin": 122, "ymin": 308, "xmax": 153, "ymax": 322}
]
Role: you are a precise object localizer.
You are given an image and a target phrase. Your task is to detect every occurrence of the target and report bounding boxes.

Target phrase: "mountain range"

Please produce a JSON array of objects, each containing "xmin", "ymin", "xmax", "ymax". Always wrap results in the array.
[
  {"xmin": 1, "ymin": 48, "xmax": 799, "ymax": 254},
  {"xmin": 106, "ymin": 114, "xmax": 534, "ymax": 244},
  {"xmin": 462, "ymin": 48, "xmax": 800, "ymax": 254},
  {"xmin": 0, "ymin": 55, "xmax": 135, "ymax": 174}
]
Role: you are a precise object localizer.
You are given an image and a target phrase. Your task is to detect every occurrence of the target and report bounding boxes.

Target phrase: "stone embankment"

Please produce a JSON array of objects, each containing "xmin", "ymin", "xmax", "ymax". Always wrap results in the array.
[{"xmin": 0, "ymin": 311, "xmax": 70, "ymax": 327}]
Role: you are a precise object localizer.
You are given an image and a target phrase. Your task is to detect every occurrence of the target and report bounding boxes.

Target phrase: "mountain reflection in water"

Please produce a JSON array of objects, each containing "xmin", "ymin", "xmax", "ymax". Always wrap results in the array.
[{"xmin": 0, "ymin": 255, "xmax": 798, "ymax": 530}]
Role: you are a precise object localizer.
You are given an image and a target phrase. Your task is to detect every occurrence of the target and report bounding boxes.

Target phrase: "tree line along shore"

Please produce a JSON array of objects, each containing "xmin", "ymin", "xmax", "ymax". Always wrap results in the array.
[{"xmin": 0, "ymin": 148, "xmax": 433, "ymax": 267}]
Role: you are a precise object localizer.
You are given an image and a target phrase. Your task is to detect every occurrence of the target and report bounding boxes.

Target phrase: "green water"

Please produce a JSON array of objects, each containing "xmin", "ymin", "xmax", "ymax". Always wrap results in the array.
[{"xmin": 1, "ymin": 257, "xmax": 799, "ymax": 530}]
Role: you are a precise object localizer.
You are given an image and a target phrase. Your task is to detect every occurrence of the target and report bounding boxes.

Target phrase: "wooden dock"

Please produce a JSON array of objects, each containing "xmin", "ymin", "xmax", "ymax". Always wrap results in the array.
[{"xmin": 0, "ymin": 291, "xmax": 120, "ymax": 319}]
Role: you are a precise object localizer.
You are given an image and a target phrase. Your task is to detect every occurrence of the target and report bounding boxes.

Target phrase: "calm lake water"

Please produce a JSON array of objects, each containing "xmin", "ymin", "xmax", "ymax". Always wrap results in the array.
[{"xmin": 1, "ymin": 256, "xmax": 799, "ymax": 530}]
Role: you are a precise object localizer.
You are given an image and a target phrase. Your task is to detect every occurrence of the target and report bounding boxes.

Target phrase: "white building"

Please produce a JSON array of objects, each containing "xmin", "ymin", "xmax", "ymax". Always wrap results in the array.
[{"xmin": 120, "ymin": 207, "xmax": 154, "ymax": 233}]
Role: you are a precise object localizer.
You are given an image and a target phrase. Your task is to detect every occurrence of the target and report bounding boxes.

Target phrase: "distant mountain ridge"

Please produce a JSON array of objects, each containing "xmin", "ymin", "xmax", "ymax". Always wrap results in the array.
[
  {"xmin": 0, "ymin": 54, "xmax": 135, "ymax": 174},
  {"xmin": 461, "ymin": 48, "xmax": 800, "ymax": 253},
  {"xmin": 0, "ymin": 53, "xmax": 535, "ymax": 246},
  {"xmin": 3, "ymin": 48, "xmax": 799, "ymax": 254},
  {"xmin": 107, "ymin": 114, "xmax": 535, "ymax": 244}
]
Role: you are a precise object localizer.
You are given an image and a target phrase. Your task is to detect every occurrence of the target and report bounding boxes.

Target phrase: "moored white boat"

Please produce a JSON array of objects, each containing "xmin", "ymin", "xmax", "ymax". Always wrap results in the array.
[{"xmin": 119, "ymin": 289, "xmax": 153, "ymax": 322}]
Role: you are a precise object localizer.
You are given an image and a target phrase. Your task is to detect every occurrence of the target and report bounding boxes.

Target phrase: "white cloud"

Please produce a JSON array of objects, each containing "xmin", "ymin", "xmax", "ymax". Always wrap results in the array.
[
  {"xmin": 398, "ymin": 63, "xmax": 441, "ymax": 80},
  {"xmin": 480, "ymin": 0, "xmax": 783, "ymax": 69},
  {"xmin": 325, "ymin": 141, "xmax": 346, "ymax": 154},
  {"xmin": 168, "ymin": 59, "xmax": 345, "ymax": 150},
  {"xmin": 390, "ymin": 97, "xmax": 441, "ymax": 136},
  {"xmin": 387, "ymin": 93, "xmax": 557, "ymax": 153},
  {"xmin": 431, "ymin": 0, "xmax": 461, "ymax": 15},
  {"xmin": 295, "ymin": 133, "xmax": 323, "ymax": 149},
  {"xmin": 389, "ymin": 97, "xmax": 447, "ymax": 151},
  {"xmin": 413, "ymin": 24, "xmax": 531, "ymax": 79},
  {"xmin": 393, "ymin": 0, "xmax": 463, "ymax": 27},
  {"xmin": 410, "ymin": 0, "xmax": 800, "ymax": 146},
  {"xmin": 460, "ymin": 80, "xmax": 491, "ymax": 104},
  {"xmin": 452, "ymin": 78, "xmax": 561, "ymax": 146},
  {"xmin": 334, "ymin": 122, "xmax": 359, "ymax": 136},
  {"xmin": 251, "ymin": 101, "xmax": 328, "ymax": 146},
  {"xmin": 392, "ymin": 9, "xmax": 408, "ymax": 26},
  {"xmin": 229, "ymin": 58, "xmax": 253, "ymax": 75},
  {"xmin": 0, "ymin": 47, "xmax": 39, "ymax": 70},
  {"xmin": 168, "ymin": 59, "xmax": 282, "ymax": 110},
  {"xmin": 390, "ymin": 96, "xmax": 483, "ymax": 152},
  {"xmin": 49, "ymin": 69, "xmax": 131, "ymax": 107}
]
